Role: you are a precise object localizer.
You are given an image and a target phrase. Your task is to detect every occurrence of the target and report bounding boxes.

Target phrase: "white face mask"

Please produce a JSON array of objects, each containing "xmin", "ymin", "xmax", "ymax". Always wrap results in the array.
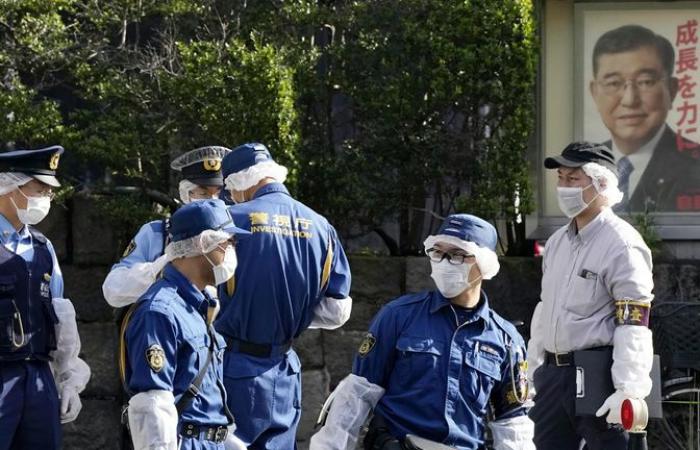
[
  {"xmin": 430, "ymin": 259, "xmax": 480, "ymax": 298},
  {"xmin": 205, "ymin": 246, "xmax": 238, "ymax": 285},
  {"xmin": 556, "ymin": 184, "xmax": 598, "ymax": 218},
  {"xmin": 11, "ymin": 189, "xmax": 51, "ymax": 225}
]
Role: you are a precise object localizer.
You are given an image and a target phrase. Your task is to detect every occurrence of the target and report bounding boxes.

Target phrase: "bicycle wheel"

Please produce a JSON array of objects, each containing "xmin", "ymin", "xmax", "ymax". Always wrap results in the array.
[{"xmin": 657, "ymin": 381, "xmax": 700, "ymax": 450}]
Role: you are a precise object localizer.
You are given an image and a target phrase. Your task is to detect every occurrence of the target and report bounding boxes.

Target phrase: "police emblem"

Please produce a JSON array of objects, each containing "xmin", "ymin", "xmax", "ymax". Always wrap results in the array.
[
  {"xmin": 122, "ymin": 240, "xmax": 137, "ymax": 258},
  {"xmin": 49, "ymin": 152, "xmax": 61, "ymax": 170},
  {"xmin": 146, "ymin": 344, "xmax": 166, "ymax": 372},
  {"xmin": 358, "ymin": 333, "xmax": 376, "ymax": 357},
  {"xmin": 43, "ymin": 273, "xmax": 51, "ymax": 282},
  {"xmin": 203, "ymin": 159, "xmax": 221, "ymax": 171}
]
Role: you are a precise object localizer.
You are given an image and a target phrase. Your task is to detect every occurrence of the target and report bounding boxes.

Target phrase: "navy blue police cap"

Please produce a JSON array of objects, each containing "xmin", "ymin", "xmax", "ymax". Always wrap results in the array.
[
  {"xmin": 169, "ymin": 199, "xmax": 251, "ymax": 242},
  {"xmin": 436, "ymin": 214, "xmax": 498, "ymax": 252},
  {"xmin": 222, "ymin": 143, "xmax": 273, "ymax": 179},
  {"xmin": 0, "ymin": 145, "xmax": 64, "ymax": 187},
  {"xmin": 170, "ymin": 146, "xmax": 231, "ymax": 187},
  {"xmin": 544, "ymin": 141, "xmax": 618, "ymax": 177}
]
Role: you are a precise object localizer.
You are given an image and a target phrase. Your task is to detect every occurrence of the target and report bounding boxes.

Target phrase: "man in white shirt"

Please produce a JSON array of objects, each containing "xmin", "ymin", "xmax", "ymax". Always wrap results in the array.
[{"xmin": 527, "ymin": 142, "xmax": 654, "ymax": 449}]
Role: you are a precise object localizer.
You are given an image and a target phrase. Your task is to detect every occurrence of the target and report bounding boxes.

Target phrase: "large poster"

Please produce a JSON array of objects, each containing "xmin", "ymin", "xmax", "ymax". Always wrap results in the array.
[{"xmin": 574, "ymin": 3, "xmax": 700, "ymax": 213}]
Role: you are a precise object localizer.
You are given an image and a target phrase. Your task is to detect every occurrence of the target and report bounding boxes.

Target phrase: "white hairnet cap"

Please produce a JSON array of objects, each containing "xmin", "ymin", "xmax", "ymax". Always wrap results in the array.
[
  {"xmin": 164, "ymin": 229, "xmax": 231, "ymax": 259},
  {"xmin": 422, "ymin": 214, "xmax": 500, "ymax": 280},
  {"xmin": 0, "ymin": 172, "xmax": 32, "ymax": 195},
  {"xmin": 581, "ymin": 162, "xmax": 624, "ymax": 207},
  {"xmin": 224, "ymin": 161, "xmax": 288, "ymax": 192}
]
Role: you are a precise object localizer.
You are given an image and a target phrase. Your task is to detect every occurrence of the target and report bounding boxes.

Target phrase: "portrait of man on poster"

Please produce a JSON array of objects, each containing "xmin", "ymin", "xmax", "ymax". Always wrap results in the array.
[{"xmin": 588, "ymin": 23, "xmax": 700, "ymax": 212}]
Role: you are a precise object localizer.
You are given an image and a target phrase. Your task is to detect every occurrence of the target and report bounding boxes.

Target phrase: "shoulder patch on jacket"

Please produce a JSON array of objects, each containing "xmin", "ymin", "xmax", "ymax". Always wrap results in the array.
[{"xmin": 358, "ymin": 333, "xmax": 376, "ymax": 357}]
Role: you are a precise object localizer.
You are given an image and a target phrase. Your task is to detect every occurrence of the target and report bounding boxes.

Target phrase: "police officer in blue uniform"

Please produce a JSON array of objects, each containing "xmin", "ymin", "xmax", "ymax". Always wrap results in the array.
[
  {"xmin": 311, "ymin": 214, "xmax": 535, "ymax": 450},
  {"xmin": 216, "ymin": 143, "xmax": 353, "ymax": 449},
  {"xmin": 123, "ymin": 199, "xmax": 250, "ymax": 450},
  {"xmin": 0, "ymin": 146, "xmax": 90, "ymax": 450},
  {"xmin": 103, "ymin": 146, "xmax": 231, "ymax": 308}
]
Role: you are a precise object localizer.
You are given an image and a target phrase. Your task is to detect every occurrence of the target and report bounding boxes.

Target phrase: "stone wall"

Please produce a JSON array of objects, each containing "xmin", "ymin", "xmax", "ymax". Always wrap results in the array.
[{"xmin": 34, "ymin": 195, "xmax": 699, "ymax": 449}]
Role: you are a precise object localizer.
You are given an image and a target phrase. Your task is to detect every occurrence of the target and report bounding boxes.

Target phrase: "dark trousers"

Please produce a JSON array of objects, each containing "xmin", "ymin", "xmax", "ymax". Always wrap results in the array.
[
  {"xmin": 364, "ymin": 415, "xmax": 404, "ymax": 450},
  {"xmin": 0, "ymin": 360, "xmax": 61, "ymax": 450},
  {"xmin": 529, "ymin": 364, "xmax": 628, "ymax": 450}
]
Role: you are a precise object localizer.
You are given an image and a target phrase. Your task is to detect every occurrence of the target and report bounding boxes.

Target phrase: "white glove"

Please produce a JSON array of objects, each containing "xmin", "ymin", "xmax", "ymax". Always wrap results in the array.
[
  {"xmin": 224, "ymin": 432, "xmax": 248, "ymax": 450},
  {"xmin": 102, "ymin": 254, "xmax": 170, "ymax": 307},
  {"xmin": 308, "ymin": 296, "xmax": 352, "ymax": 330},
  {"xmin": 128, "ymin": 390, "xmax": 178, "ymax": 450},
  {"xmin": 611, "ymin": 325, "xmax": 653, "ymax": 399},
  {"xmin": 50, "ymin": 298, "xmax": 91, "ymax": 398},
  {"xmin": 595, "ymin": 390, "xmax": 628, "ymax": 424},
  {"xmin": 526, "ymin": 302, "xmax": 545, "ymax": 398},
  {"xmin": 60, "ymin": 384, "xmax": 82, "ymax": 423},
  {"xmin": 489, "ymin": 415, "xmax": 536, "ymax": 450},
  {"xmin": 310, "ymin": 374, "xmax": 385, "ymax": 450}
]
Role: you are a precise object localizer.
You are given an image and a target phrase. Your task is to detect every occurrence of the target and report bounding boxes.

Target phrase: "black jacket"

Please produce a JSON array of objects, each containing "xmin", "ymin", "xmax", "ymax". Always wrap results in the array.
[{"xmin": 605, "ymin": 125, "xmax": 700, "ymax": 212}]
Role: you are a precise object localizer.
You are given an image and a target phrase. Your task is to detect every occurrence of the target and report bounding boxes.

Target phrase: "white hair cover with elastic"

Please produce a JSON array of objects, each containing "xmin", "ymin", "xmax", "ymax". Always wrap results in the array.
[
  {"xmin": 0, "ymin": 172, "xmax": 32, "ymax": 195},
  {"xmin": 164, "ymin": 229, "xmax": 231, "ymax": 260},
  {"xmin": 423, "ymin": 234, "xmax": 500, "ymax": 280},
  {"xmin": 224, "ymin": 161, "xmax": 288, "ymax": 192},
  {"xmin": 581, "ymin": 162, "xmax": 624, "ymax": 207},
  {"xmin": 178, "ymin": 179, "xmax": 199, "ymax": 204}
]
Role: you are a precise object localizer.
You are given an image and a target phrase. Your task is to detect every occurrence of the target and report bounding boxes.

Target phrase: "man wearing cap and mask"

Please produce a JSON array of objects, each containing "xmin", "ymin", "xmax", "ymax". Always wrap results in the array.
[
  {"xmin": 310, "ymin": 214, "xmax": 534, "ymax": 450},
  {"xmin": 103, "ymin": 146, "xmax": 231, "ymax": 308},
  {"xmin": 0, "ymin": 146, "xmax": 90, "ymax": 449},
  {"xmin": 527, "ymin": 142, "xmax": 654, "ymax": 449},
  {"xmin": 215, "ymin": 142, "xmax": 352, "ymax": 449},
  {"xmin": 123, "ymin": 199, "xmax": 249, "ymax": 450}
]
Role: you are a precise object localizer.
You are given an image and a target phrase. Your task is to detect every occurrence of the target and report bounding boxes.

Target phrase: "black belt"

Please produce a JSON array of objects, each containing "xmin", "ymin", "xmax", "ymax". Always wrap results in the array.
[
  {"xmin": 545, "ymin": 346, "xmax": 612, "ymax": 367},
  {"xmin": 180, "ymin": 423, "xmax": 228, "ymax": 443},
  {"xmin": 545, "ymin": 351, "xmax": 574, "ymax": 367},
  {"xmin": 224, "ymin": 336, "xmax": 293, "ymax": 358}
]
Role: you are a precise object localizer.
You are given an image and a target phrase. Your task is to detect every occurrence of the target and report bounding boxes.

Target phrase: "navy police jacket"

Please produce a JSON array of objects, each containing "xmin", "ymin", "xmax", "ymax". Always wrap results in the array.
[
  {"xmin": 353, "ymin": 291, "xmax": 529, "ymax": 450},
  {"xmin": 215, "ymin": 183, "xmax": 351, "ymax": 370},
  {"xmin": 125, "ymin": 264, "xmax": 229, "ymax": 426}
]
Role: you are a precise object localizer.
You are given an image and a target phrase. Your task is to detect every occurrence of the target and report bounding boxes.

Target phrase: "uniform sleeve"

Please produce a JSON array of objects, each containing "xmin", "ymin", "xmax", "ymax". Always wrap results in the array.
[
  {"xmin": 126, "ymin": 308, "xmax": 178, "ymax": 394},
  {"xmin": 309, "ymin": 226, "xmax": 352, "ymax": 330},
  {"xmin": 324, "ymin": 225, "xmax": 351, "ymax": 300},
  {"xmin": 102, "ymin": 223, "xmax": 169, "ymax": 308},
  {"xmin": 490, "ymin": 334, "xmax": 530, "ymax": 421},
  {"xmin": 46, "ymin": 239, "xmax": 64, "ymax": 299},
  {"xmin": 352, "ymin": 304, "xmax": 399, "ymax": 388},
  {"xmin": 488, "ymin": 334, "xmax": 535, "ymax": 450},
  {"xmin": 117, "ymin": 222, "xmax": 164, "ymax": 269}
]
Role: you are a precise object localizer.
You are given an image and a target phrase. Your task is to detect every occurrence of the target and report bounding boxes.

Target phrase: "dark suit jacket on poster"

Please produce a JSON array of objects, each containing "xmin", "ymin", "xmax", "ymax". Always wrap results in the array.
[{"xmin": 605, "ymin": 125, "xmax": 700, "ymax": 212}]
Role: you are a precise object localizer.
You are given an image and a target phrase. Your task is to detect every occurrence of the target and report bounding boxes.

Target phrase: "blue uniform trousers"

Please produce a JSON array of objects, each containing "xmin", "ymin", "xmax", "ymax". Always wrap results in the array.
[
  {"xmin": 0, "ymin": 360, "xmax": 61, "ymax": 450},
  {"xmin": 529, "ymin": 364, "xmax": 628, "ymax": 450},
  {"xmin": 223, "ymin": 352, "xmax": 301, "ymax": 450},
  {"xmin": 179, "ymin": 437, "xmax": 225, "ymax": 450}
]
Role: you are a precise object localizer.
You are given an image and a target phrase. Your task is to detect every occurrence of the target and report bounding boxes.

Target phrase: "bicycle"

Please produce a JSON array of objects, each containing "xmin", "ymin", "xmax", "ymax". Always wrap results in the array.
[{"xmin": 648, "ymin": 301, "xmax": 700, "ymax": 450}]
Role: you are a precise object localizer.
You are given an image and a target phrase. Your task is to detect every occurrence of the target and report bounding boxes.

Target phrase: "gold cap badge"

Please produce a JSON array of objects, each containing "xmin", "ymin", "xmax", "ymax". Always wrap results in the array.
[
  {"xmin": 203, "ymin": 159, "xmax": 221, "ymax": 172},
  {"xmin": 49, "ymin": 153, "xmax": 61, "ymax": 170}
]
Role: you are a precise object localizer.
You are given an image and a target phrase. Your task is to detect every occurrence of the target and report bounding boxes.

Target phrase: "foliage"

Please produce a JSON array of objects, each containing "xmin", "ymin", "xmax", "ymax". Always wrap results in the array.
[
  {"xmin": 296, "ymin": 0, "xmax": 538, "ymax": 254},
  {"xmin": 0, "ymin": 0, "xmax": 304, "ymax": 228},
  {"xmin": 632, "ymin": 209, "xmax": 665, "ymax": 260},
  {"xmin": 0, "ymin": 0, "xmax": 538, "ymax": 255}
]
